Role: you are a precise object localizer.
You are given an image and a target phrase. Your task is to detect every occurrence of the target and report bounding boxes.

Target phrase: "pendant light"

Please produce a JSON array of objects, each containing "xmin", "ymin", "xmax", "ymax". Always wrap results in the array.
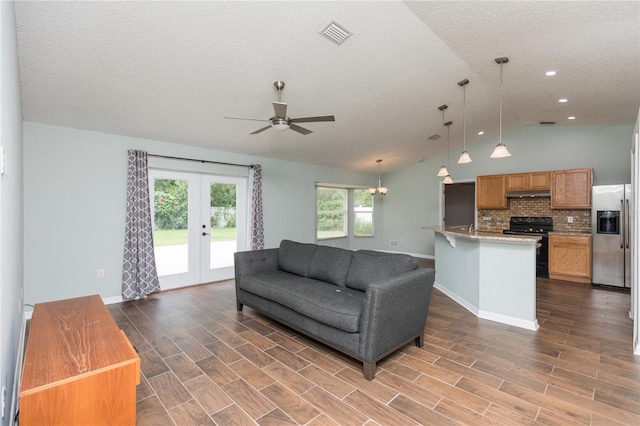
[
  {"xmin": 443, "ymin": 120, "xmax": 453, "ymax": 184},
  {"xmin": 490, "ymin": 57, "xmax": 512, "ymax": 159},
  {"xmin": 368, "ymin": 159, "xmax": 388, "ymax": 195},
  {"xmin": 457, "ymin": 79, "xmax": 472, "ymax": 164},
  {"xmin": 436, "ymin": 104, "xmax": 449, "ymax": 177}
]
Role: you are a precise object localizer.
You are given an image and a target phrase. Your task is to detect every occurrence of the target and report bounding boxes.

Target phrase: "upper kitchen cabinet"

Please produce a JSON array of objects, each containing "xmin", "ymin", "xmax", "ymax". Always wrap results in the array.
[
  {"xmin": 551, "ymin": 168, "xmax": 593, "ymax": 209},
  {"xmin": 477, "ymin": 174, "xmax": 508, "ymax": 209},
  {"xmin": 505, "ymin": 171, "xmax": 550, "ymax": 191}
]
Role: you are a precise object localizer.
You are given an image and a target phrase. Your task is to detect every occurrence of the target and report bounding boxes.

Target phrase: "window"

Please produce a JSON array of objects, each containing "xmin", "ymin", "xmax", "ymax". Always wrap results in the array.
[
  {"xmin": 354, "ymin": 189, "xmax": 374, "ymax": 237},
  {"xmin": 316, "ymin": 187, "xmax": 347, "ymax": 239}
]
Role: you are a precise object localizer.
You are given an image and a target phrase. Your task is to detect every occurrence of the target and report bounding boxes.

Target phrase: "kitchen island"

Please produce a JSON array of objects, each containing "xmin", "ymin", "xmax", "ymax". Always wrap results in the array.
[{"xmin": 424, "ymin": 226, "xmax": 541, "ymax": 331}]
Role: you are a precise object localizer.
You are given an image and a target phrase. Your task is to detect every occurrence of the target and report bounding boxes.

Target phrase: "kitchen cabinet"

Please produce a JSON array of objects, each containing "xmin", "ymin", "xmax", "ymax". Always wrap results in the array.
[
  {"xmin": 549, "ymin": 234, "xmax": 592, "ymax": 283},
  {"xmin": 20, "ymin": 295, "xmax": 140, "ymax": 425},
  {"xmin": 477, "ymin": 174, "xmax": 508, "ymax": 209},
  {"xmin": 551, "ymin": 168, "xmax": 592, "ymax": 209},
  {"xmin": 505, "ymin": 171, "xmax": 550, "ymax": 191}
]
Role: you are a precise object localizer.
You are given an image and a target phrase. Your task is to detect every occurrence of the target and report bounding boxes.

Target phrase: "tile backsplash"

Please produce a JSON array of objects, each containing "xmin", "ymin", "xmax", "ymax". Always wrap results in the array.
[{"xmin": 477, "ymin": 197, "xmax": 591, "ymax": 233}]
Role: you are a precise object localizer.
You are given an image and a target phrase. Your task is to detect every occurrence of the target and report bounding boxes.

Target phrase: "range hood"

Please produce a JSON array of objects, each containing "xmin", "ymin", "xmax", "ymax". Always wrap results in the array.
[{"xmin": 505, "ymin": 189, "xmax": 551, "ymax": 198}]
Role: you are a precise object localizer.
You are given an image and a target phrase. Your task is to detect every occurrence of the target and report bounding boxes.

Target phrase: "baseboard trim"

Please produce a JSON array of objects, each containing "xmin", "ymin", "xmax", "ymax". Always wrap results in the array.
[
  {"xmin": 24, "ymin": 295, "xmax": 124, "ymax": 320},
  {"xmin": 434, "ymin": 282, "xmax": 539, "ymax": 331},
  {"xmin": 10, "ymin": 314, "xmax": 28, "ymax": 425}
]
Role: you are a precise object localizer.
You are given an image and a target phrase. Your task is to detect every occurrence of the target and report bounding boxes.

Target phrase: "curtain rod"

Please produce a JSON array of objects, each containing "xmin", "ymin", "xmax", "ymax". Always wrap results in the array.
[{"xmin": 148, "ymin": 154, "xmax": 254, "ymax": 168}]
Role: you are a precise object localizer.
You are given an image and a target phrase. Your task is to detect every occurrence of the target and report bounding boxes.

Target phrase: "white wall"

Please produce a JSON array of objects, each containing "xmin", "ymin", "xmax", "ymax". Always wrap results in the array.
[
  {"xmin": 383, "ymin": 124, "xmax": 634, "ymax": 256},
  {"xmin": 23, "ymin": 122, "xmax": 380, "ymax": 307},
  {"xmin": 0, "ymin": 2, "xmax": 24, "ymax": 424}
]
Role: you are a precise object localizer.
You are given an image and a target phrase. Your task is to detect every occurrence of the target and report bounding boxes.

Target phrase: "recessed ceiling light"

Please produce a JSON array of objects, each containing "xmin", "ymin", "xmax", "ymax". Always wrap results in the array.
[
  {"xmin": 545, "ymin": 71, "xmax": 556, "ymax": 76},
  {"xmin": 568, "ymin": 116, "xmax": 576, "ymax": 120},
  {"xmin": 559, "ymin": 98, "xmax": 568, "ymax": 103},
  {"xmin": 477, "ymin": 131, "xmax": 484, "ymax": 135}
]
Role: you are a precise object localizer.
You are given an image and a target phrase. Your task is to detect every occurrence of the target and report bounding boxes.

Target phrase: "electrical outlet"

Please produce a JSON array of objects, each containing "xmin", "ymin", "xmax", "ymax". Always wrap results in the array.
[
  {"xmin": 97, "ymin": 269, "xmax": 105, "ymax": 278},
  {"xmin": 483, "ymin": 216, "xmax": 492, "ymax": 221},
  {"xmin": 567, "ymin": 216, "xmax": 574, "ymax": 223},
  {"xmin": 390, "ymin": 240, "xmax": 400, "ymax": 248}
]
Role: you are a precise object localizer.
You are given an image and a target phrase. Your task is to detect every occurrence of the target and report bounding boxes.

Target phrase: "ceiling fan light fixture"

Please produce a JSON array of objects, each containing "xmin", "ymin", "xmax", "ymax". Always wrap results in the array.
[{"xmin": 271, "ymin": 118, "xmax": 290, "ymax": 131}]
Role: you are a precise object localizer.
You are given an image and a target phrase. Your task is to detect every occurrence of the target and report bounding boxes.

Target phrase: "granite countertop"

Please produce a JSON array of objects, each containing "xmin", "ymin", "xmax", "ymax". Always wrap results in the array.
[
  {"xmin": 424, "ymin": 226, "xmax": 541, "ymax": 245},
  {"xmin": 548, "ymin": 231, "xmax": 592, "ymax": 236}
]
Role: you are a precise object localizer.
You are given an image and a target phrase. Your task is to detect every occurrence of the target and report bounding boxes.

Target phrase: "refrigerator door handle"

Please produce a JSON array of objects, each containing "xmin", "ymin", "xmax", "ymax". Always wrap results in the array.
[
  {"xmin": 626, "ymin": 198, "xmax": 630, "ymax": 249},
  {"xmin": 620, "ymin": 199, "xmax": 625, "ymax": 249}
]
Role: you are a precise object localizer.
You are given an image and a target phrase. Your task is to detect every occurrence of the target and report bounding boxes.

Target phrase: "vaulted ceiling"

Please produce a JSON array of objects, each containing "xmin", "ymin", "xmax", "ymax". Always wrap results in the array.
[{"xmin": 14, "ymin": 1, "xmax": 640, "ymax": 173}]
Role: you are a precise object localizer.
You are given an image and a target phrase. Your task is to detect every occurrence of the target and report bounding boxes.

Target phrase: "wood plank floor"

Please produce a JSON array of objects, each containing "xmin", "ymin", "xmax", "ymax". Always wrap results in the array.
[{"xmin": 108, "ymin": 266, "xmax": 640, "ymax": 425}]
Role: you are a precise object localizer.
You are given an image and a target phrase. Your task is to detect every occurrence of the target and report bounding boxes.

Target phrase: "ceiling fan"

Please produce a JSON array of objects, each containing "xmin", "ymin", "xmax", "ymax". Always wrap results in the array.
[{"xmin": 224, "ymin": 81, "xmax": 335, "ymax": 135}]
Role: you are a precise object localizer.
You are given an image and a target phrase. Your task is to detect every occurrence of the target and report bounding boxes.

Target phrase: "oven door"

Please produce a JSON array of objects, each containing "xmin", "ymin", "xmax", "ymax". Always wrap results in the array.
[{"xmin": 502, "ymin": 230, "xmax": 549, "ymax": 278}]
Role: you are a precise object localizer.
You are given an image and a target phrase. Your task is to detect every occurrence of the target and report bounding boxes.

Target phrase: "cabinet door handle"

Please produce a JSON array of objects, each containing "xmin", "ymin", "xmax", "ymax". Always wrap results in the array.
[{"xmin": 621, "ymin": 199, "xmax": 624, "ymax": 249}]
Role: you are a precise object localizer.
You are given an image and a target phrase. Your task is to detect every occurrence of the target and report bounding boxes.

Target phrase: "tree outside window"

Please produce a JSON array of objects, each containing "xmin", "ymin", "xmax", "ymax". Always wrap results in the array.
[
  {"xmin": 316, "ymin": 187, "xmax": 347, "ymax": 239},
  {"xmin": 354, "ymin": 189, "xmax": 374, "ymax": 237}
]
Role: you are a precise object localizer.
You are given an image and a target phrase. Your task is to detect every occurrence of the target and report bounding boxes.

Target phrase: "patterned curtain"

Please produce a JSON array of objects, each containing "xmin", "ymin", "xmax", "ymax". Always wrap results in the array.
[
  {"xmin": 249, "ymin": 164, "xmax": 264, "ymax": 250},
  {"xmin": 122, "ymin": 150, "xmax": 160, "ymax": 299}
]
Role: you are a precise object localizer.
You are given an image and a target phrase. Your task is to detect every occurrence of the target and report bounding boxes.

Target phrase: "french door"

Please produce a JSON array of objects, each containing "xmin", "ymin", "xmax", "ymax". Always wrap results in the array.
[{"xmin": 149, "ymin": 170, "xmax": 247, "ymax": 290}]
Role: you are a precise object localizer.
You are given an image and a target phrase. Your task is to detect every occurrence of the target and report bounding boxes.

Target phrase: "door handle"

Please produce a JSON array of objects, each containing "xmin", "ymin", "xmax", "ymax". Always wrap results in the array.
[
  {"xmin": 621, "ymin": 199, "xmax": 624, "ymax": 249},
  {"xmin": 626, "ymin": 198, "xmax": 630, "ymax": 249},
  {"xmin": 202, "ymin": 232, "xmax": 209, "ymax": 236}
]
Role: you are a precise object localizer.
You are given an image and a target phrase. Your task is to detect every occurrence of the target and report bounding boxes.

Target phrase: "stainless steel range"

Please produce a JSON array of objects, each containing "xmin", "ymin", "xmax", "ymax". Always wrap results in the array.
[{"xmin": 502, "ymin": 217, "xmax": 553, "ymax": 278}]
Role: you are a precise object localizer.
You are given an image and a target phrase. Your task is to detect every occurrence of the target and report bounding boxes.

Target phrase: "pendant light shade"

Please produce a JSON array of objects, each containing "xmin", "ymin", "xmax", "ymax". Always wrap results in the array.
[
  {"xmin": 491, "ymin": 57, "xmax": 512, "ymax": 159},
  {"xmin": 444, "ymin": 120, "xmax": 453, "ymax": 184},
  {"xmin": 369, "ymin": 159, "xmax": 388, "ymax": 195},
  {"xmin": 436, "ymin": 104, "xmax": 450, "ymax": 177},
  {"xmin": 457, "ymin": 79, "xmax": 472, "ymax": 164}
]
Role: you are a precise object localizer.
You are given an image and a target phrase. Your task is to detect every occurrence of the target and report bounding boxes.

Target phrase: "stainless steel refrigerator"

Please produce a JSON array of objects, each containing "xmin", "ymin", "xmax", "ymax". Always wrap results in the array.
[{"xmin": 592, "ymin": 184, "xmax": 631, "ymax": 288}]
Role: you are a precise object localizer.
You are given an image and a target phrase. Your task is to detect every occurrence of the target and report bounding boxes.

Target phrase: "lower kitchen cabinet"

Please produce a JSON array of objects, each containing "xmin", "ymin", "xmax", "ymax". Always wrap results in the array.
[{"xmin": 548, "ymin": 234, "xmax": 592, "ymax": 283}]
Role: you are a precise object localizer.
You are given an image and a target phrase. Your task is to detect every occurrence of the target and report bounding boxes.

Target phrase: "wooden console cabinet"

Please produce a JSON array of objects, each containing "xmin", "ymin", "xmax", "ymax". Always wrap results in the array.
[
  {"xmin": 549, "ymin": 234, "xmax": 592, "ymax": 283},
  {"xmin": 20, "ymin": 295, "xmax": 139, "ymax": 425}
]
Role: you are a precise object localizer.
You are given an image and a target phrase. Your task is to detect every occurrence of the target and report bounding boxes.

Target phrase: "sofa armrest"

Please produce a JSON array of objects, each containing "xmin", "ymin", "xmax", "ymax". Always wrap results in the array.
[
  {"xmin": 358, "ymin": 268, "xmax": 435, "ymax": 362},
  {"xmin": 234, "ymin": 248, "xmax": 279, "ymax": 284}
]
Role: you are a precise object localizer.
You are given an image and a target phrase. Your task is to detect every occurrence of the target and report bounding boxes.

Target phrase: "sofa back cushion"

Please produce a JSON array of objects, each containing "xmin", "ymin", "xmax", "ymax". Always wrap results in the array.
[
  {"xmin": 277, "ymin": 240, "xmax": 318, "ymax": 277},
  {"xmin": 307, "ymin": 245, "xmax": 353, "ymax": 287},
  {"xmin": 345, "ymin": 251, "xmax": 418, "ymax": 291}
]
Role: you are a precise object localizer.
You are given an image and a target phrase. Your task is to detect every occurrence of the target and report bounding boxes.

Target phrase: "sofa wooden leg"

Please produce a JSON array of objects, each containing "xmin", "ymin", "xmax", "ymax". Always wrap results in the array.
[
  {"xmin": 236, "ymin": 301, "xmax": 243, "ymax": 311},
  {"xmin": 415, "ymin": 333, "xmax": 424, "ymax": 347},
  {"xmin": 363, "ymin": 361, "xmax": 376, "ymax": 380}
]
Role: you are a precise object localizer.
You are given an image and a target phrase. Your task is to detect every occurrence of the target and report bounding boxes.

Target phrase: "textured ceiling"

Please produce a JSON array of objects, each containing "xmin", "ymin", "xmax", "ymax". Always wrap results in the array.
[{"xmin": 14, "ymin": 1, "xmax": 640, "ymax": 173}]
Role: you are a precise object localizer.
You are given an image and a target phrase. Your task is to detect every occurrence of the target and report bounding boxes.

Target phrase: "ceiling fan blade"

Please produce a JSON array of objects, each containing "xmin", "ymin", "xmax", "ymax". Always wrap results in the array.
[
  {"xmin": 289, "ymin": 124, "xmax": 312, "ymax": 135},
  {"xmin": 273, "ymin": 101, "xmax": 287, "ymax": 118},
  {"xmin": 224, "ymin": 116, "xmax": 270, "ymax": 122},
  {"xmin": 250, "ymin": 125, "xmax": 272, "ymax": 135},
  {"xmin": 290, "ymin": 115, "xmax": 335, "ymax": 123}
]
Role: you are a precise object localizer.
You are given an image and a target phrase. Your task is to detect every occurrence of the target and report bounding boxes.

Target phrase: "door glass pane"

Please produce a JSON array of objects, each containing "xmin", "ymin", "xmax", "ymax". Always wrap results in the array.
[
  {"xmin": 153, "ymin": 178, "xmax": 189, "ymax": 276},
  {"xmin": 209, "ymin": 182, "xmax": 237, "ymax": 269}
]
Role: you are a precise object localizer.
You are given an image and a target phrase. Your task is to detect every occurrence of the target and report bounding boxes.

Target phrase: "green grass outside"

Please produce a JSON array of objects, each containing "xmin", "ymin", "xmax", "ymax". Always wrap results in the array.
[{"xmin": 154, "ymin": 228, "xmax": 236, "ymax": 246}]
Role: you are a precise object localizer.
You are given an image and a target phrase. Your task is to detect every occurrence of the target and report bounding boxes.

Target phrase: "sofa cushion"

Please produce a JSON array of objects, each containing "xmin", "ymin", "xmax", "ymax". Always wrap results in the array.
[
  {"xmin": 238, "ymin": 271, "xmax": 364, "ymax": 333},
  {"xmin": 277, "ymin": 240, "xmax": 317, "ymax": 277},
  {"xmin": 345, "ymin": 252, "xmax": 418, "ymax": 291},
  {"xmin": 307, "ymin": 246, "xmax": 353, "ymax": 287}
]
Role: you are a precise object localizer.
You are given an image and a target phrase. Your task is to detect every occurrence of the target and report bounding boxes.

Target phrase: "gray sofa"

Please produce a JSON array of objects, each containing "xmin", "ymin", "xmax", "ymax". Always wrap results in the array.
[{"xmin": 234, "ymin": 240, "xmax": 435, "ymax": 380}]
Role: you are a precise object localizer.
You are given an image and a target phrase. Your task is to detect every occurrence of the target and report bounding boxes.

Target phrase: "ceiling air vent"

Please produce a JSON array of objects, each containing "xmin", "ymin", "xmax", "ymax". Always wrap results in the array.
[
  {"xmin": 428, "ymin": 134, "xmax": 441, "ymax": 140},
  {"xmin": 319, "ymin": 21, "xmax": 353, "ymax": 45}
]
